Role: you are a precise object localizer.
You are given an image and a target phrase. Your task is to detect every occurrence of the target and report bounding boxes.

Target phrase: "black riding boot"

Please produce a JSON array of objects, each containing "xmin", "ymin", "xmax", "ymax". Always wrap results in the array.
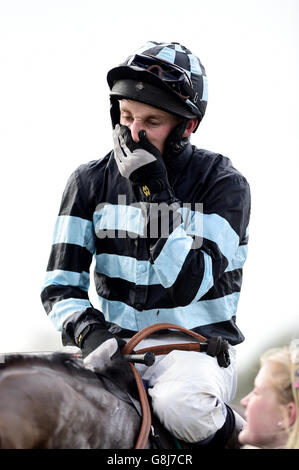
[
  {"xmin": 192, "ymin": 405, "xmax": 245, "ymax": 449},
  {"xmin": 224, "ymin": 407, "xmax": 246, "ymax": 449}
]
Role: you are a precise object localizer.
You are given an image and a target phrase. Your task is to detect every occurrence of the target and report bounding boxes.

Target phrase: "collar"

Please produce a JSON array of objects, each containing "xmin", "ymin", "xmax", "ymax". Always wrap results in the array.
[{"xmin": 163, "ymin": 142, "xmax": 193, "ymax": 175}]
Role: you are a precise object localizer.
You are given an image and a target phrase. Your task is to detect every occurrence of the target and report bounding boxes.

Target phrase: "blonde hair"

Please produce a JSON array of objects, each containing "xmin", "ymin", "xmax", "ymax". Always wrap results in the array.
[{"xmin": 260, "ymin": 345, "xmax": 299, "ymax": 449}]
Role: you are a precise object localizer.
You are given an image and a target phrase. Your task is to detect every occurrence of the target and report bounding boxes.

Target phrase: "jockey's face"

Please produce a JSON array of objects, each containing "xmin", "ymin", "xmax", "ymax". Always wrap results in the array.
[{"xmin": 119, "ymin": 100, "xmax": 181, "ymax": 155}]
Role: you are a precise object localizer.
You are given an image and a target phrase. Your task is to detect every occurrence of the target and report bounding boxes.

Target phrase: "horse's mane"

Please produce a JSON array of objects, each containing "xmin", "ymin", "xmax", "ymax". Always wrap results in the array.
[
  {"xmin": 0, "ymin": 352, "xmax": 97, "ymax": 380},
  {"xmin": 0, "ymin": 351, "xmax": 139, "ymax": 404}
]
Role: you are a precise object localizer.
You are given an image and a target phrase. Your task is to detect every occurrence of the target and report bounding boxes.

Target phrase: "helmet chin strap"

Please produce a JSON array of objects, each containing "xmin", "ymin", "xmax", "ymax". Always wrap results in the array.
[{"xmin": 163, "ymin": 118, "xmax": 189, "ymax": 158}]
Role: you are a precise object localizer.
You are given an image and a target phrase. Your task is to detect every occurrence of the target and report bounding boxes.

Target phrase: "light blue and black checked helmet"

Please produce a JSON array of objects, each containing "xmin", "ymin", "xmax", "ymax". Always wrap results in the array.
[{"xmin": 107, "ymin": 41, "xmax": 208, "ymax": 131}]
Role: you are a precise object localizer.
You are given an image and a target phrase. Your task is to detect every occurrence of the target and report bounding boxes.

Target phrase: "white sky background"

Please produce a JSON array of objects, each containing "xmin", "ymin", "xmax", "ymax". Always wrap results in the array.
[{"xmin": 0, "ymin": 0, "xmax": 298, "ymax": 372}]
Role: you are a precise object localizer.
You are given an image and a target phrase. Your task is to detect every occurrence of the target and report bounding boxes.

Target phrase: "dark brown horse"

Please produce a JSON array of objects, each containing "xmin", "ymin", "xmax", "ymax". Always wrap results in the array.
[
  {"xmin": 0, "ymin": 323, "xmax": 244, "ymax": 449},
  {"xmin": 0, "ymin": 352, "xmax": 145, "ymax": 449}
]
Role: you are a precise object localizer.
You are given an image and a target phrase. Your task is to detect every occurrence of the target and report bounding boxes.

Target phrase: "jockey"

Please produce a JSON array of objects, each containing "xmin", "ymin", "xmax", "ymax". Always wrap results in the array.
[{"xmin": 41, "ymin": 41, "xmax": 251, "ymax": 447}]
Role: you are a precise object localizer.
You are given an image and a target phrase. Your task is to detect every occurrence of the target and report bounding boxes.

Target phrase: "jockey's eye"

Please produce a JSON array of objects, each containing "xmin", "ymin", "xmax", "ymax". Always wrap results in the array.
[
  {"xmin": 121, "ymin": 114, "xmax": 133, "ymax": 123},
  {"xmin": 147, "ymin": 119, "xmax": 160, "ymax": 127}
]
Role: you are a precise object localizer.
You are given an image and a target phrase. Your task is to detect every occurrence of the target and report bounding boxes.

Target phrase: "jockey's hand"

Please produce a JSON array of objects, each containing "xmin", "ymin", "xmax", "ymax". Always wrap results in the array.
[
  {"xmin": 78, "ymin": 323, "xmax": 125, "ymax": 359},
  {"xmin": 83, "ymin": 337, "xmax": 123, "ymax": 373},
  {"xmin": 81, "ymin": 325, "xmax": 137, "ymax": 397},
  {"xmin": 113, "ymin": 124, "xmax": 172, "ymax": 197}
]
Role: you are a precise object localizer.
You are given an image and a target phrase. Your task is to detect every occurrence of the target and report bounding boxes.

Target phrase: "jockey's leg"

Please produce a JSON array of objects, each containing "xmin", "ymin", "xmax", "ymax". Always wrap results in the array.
[{"xmin": 135, "ymin": 339, "xmax": 241, "ymax": 445}]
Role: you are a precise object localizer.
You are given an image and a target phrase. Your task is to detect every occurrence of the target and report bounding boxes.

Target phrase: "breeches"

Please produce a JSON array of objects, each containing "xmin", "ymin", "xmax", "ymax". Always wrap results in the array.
[{"xmin": 132, "ymin": 333, "xmax": 237, "ymax": 443}]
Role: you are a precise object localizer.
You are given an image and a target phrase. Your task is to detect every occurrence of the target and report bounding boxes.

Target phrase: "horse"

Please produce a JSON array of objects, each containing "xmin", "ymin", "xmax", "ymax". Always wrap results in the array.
[
  {"xmin": 0, "ymin": 351, "xmax": 145, "ymax": 449},
  {"xmin": 0, "ymin": 323, "xmax": 244, "ymax": 449}
]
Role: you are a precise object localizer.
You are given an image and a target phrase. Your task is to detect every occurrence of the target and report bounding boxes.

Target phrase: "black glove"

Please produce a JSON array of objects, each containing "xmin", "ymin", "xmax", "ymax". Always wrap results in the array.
[
  {"xmin": 113, "ymin": 124, "xmax": 172, "ymax": 197},
  {"xmin": 78, "ymin": 323, "xmax": 125, "ymax": 358}
]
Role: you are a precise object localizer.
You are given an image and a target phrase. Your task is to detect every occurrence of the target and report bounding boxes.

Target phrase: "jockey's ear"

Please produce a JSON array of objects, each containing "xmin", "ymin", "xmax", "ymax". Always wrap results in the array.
[{"xmin": 182, "ymin": 118, "xmax": 198, "ymax": 138}]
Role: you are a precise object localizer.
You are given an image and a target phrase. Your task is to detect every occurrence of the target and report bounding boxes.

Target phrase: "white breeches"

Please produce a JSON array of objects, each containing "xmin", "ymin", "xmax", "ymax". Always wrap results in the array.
[{"xmin": 131, "ymin": 332, "xmax": 237, "ymax": 443}]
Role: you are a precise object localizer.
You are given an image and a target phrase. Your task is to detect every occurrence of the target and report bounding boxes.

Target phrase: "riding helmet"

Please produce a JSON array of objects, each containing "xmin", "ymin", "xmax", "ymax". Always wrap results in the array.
[{"xmin": 107, "ymin": 41, "xmax": 208, "ymax": 132}]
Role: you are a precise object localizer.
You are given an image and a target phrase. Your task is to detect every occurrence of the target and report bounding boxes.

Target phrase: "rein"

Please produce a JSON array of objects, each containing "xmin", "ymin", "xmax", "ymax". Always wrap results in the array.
[{"xmin": 121, "ymin": 323, "xmax": 208, "ymax": 449}]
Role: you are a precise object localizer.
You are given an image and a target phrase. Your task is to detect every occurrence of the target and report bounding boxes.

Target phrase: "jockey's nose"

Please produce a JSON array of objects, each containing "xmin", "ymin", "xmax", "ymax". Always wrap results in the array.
[{"xmin": 130, "ymin": 120, "xmax": 143, "ymax": 143}]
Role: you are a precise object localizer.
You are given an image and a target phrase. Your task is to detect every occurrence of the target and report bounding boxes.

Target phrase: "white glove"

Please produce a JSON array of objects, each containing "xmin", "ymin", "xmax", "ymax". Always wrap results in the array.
[
  {"xmin": 113, "ymin": 124, "xmax": 157, "ymax": 179},
  {"xmin": 83, "ymin": 337, "xmax": 118, "ymax": 373},
  {"xmin": 113, "ymin": 124, "xmax": 171, "ymax": 196}
]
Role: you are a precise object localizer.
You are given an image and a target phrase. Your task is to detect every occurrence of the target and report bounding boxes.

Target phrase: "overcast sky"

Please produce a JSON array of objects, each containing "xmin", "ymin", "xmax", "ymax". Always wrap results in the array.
[{"xmin": 0, "ymin": 0, "xmax": 298, "ymax": 371}]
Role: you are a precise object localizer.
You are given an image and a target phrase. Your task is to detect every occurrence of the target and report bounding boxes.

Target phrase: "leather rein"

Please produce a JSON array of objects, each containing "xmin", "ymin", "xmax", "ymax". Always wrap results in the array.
[{"xmin": 121, "ymin": 322, "xmax": 208, "ymax": 449}]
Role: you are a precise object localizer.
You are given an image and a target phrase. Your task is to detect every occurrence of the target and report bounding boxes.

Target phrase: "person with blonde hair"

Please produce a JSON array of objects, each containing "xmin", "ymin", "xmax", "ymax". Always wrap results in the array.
[{"xmin": 238, "ymin": 339, "xmax": 299, "ymax": 449}]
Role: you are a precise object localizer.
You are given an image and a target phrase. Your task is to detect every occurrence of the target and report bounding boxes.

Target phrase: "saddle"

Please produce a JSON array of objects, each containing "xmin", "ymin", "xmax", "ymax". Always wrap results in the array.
[{"xmin": 120, "ymin": 322, "xmax": 231, "ymax": 449}]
